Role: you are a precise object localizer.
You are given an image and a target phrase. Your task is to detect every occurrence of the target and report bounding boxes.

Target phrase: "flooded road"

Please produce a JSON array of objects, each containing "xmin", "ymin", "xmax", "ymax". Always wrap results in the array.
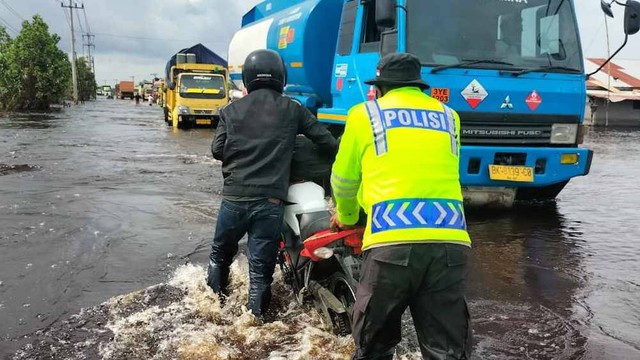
[{"xmin": 1, "ymin": 99, "xmax": 639, "ymax": 359}]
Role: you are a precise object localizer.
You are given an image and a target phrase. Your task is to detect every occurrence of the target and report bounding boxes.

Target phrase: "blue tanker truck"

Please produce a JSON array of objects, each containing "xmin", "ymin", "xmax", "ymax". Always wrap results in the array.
[{"xmin": 228, "ymin": 0, "xmax": 639, "ymax": 206}]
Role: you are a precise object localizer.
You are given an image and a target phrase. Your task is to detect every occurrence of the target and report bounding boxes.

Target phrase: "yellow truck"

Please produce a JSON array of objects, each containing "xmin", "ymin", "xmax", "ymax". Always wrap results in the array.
[{"xmin": 164, "ymin": 62, "xmax": 228, "ymax": 129}]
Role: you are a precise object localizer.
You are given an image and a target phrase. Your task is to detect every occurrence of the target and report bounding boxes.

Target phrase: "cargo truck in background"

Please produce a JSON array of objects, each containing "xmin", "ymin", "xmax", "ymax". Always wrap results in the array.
[
  {"xmin": 138, "ymin": 81, "xmax": 153, "ymax": 102},
  {"xmin": 164, "ymin": 44, "xmax": 229, "ymax": 129},
  {"xmin": 117, "ymin": 81, "xmax": 135, "ymax": 100},
  {"xmin": 102, "ymin": 85, "xmax": 113, "ymax": 97},
  {"xmin": 229, "ymin": 0, "xmax": 640, "ymax": 206}
]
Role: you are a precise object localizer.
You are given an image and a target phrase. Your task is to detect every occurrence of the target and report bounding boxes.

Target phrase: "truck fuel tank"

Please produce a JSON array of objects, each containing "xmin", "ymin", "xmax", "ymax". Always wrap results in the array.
[{"xmin": 229, "ymin": 0, "xmax": 343, "ymax": 107}]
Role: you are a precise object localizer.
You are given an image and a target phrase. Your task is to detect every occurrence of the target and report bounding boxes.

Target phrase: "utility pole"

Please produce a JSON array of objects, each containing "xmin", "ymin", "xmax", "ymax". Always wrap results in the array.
[
  {"xmin": 61, "ymin": 1, "xmax": 84, "ymax": 105},
  {"xmin": 82, "ymin": 33, "xmax": 96, "ymax": 73}
]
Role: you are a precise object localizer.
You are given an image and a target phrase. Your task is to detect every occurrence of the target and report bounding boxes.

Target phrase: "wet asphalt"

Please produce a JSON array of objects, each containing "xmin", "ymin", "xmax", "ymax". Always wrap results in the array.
[{"xmin": 0, "ymin": 98, "xmax": 639, "ymax": 359}]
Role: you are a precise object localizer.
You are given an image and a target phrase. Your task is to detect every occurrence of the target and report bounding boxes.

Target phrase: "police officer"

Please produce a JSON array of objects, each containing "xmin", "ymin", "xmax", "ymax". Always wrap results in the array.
[
  {"xmin": 330, "ymin": 53, "xmax": 472, "ymax": 359},
  {"xmin": 208, "ymin": 49, "xmax": 338, "ymax": 320}
]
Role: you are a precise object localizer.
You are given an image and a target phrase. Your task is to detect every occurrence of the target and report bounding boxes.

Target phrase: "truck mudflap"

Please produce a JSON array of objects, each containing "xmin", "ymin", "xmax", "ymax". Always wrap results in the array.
[{"xmin": 459, "ymin": 146, "xmax": 592, "ymax": 188}]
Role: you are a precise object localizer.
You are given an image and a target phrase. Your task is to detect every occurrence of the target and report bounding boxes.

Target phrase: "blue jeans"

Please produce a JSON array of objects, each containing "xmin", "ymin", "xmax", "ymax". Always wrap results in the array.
[{"xmin": 207, "ymin": 198, "xmax": 284, "ymax": 316}]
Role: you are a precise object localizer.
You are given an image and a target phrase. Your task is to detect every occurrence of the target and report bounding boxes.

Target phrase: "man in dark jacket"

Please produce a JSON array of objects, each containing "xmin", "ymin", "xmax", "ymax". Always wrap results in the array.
[{"xmin": 208, "ymin": 49, "xmax": 338, "ymax": 319}]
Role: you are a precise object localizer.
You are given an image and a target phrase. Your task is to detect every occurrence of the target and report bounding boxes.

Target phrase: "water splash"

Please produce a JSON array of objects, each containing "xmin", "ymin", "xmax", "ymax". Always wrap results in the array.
[{"xmin": 13, "ymin": 257, "xmax": 379, "ymax": 360}]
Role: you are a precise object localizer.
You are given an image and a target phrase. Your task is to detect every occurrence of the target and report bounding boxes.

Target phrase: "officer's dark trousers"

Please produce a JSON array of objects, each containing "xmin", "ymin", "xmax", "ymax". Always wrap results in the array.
[
  {"xmin": 207, "ymin": 198, "xmax": 284, "ymax": 316},
  {"xmin": 352, "ymin": 243, "xmax": 472, "ymax": 360}
]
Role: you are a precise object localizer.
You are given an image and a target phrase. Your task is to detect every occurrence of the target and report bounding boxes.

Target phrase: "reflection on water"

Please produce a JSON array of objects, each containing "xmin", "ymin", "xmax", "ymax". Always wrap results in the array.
[
  {"xmin": 467, "ymin": 204, "xmax": 587, "ymax": 359},
  {"xmin": 0, "ymin": 113, "xmax": 61, "ymax": 129},
  {"xmin": 1, "ymin": 102, "xmax": 640, "ymax": 359}
]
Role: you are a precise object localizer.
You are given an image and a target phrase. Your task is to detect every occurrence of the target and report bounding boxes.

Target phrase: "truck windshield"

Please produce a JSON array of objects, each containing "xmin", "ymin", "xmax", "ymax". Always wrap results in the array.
[
  {"xmin": 407, "ymin": 0, "xmax": 583, "ymax": 73},
  {"xmin": 179, "ymin": 75, "xmax": 226, "ymax": 99}
]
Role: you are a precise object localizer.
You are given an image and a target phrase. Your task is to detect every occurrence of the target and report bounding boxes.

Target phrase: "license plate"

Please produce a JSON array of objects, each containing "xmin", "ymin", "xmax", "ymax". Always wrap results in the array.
[
  {"xmin": 489, "ymin": 165, "xmax": 534, "ymax": 182},
  {"xmin": 196, "ymin": 119, "xmax": 211, "ymax": 125}
]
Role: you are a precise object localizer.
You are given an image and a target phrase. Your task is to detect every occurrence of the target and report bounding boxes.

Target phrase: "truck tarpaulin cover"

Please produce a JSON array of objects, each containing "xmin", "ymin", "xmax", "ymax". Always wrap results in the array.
[{"xmin": 165, "ymin": 43, "xmax": 228, "ymax": 80}]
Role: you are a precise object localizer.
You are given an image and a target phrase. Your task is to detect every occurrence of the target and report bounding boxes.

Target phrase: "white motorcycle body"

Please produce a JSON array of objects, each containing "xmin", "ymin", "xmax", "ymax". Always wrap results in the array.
[{"xmin": 284, "ymin": 182, "xmax": 329, "ymax": 237}]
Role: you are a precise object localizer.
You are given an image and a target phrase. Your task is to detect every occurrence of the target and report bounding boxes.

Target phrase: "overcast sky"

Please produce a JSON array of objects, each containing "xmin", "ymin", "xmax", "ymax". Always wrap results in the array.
[{"xmin": 1, "ymin": 0, "xmax": 638, "ymax": 86}]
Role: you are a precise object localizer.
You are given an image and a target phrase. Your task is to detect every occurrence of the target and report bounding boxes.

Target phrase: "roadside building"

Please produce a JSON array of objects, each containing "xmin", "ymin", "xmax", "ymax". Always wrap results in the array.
[{"xmin": 585, "ymin": 58, "xmax": 640, "ymax": 127}]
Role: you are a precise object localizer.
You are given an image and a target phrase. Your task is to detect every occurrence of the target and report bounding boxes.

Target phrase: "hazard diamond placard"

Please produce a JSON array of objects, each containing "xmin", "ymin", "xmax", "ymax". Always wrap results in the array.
[
  {"xmin": 461, "ymin": 79, "xmax": 488, "ymax": 109},
  {"xmin": 526, "ymin": 90, "xmax": 542, "ymax": 111}
]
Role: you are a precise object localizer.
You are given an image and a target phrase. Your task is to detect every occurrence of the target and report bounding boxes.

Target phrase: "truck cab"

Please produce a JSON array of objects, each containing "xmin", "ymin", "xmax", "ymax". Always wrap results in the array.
[
  {"xmin": 325, "ymin": 0, "xmax": 591, "ymax": 204},
  {"xmin": 165, "ymin": 63, "xmax": 228, "ymax": 129}
]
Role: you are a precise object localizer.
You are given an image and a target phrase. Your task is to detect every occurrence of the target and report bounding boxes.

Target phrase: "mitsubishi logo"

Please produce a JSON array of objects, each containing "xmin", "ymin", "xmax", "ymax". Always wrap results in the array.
[{"xmin": 501, "ymin": 96, "xmax": 514, "ymax": 109}]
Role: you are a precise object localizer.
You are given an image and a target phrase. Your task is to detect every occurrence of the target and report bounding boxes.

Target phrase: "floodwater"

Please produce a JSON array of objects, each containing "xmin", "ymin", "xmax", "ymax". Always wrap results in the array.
[{"xmin": 0, "ymin": 99, "xmax": 639, "ymax": 359}]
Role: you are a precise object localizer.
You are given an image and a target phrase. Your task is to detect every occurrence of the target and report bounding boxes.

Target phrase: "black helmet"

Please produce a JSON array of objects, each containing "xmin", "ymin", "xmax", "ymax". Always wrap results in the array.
[{"xmin": 242, "ymin": 49, "xmax": 287, "ymax": 94}]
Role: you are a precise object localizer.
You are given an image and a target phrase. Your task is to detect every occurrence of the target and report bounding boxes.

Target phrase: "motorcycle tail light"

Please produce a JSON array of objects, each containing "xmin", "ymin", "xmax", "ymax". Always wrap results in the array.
[{"xmin": 313, "ymin": 247, "xmax": 334, "ymax": 259}]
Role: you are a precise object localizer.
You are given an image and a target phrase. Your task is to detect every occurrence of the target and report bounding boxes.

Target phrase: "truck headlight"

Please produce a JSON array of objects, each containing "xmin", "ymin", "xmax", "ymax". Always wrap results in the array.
[
  {"xmin": 178, "ymin": 106, "xmax": 190, "ymax": 115},
  {"xmin": 550, "ymin": 124, "xmax": 578, "ymax": 144}
]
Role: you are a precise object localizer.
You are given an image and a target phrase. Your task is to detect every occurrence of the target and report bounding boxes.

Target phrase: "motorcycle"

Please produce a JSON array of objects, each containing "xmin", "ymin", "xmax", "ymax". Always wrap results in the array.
[{"xmin": 278, "ymin": 181, "xmax": 364, "ymax": 335}]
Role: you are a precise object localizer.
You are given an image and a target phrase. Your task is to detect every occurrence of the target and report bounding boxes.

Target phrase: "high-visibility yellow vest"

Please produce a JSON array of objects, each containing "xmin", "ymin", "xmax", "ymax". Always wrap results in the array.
[{"xmin": 331, "ymin": 87, "xmax": 471, "ymax": 250}]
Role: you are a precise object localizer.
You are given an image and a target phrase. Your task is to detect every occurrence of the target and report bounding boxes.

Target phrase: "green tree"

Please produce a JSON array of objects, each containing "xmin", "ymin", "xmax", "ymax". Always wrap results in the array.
[
  {"xmin": 2, "ymin": 15, "xmax": 71, "ymax": 111},
  {"xmin": 0, "ymin": 26, "xmax": 13, "ymax": 109},
  {"xmin": 76, "ymin": 57, "xmax": 97, "ymax": 102}
]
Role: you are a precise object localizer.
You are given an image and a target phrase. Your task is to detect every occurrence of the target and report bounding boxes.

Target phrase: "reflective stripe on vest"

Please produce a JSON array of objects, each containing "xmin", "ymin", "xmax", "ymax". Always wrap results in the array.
[
  {"xmin": 364, "ymin": 101, "xmax": 388, "ymax": 156},
  {"xmin": 443, "ymin": 105, "xmax": 459, "ymax": 156},
  {"xmin": 371, "ymin": 198, "xmax": 467, "ymax": 234}
]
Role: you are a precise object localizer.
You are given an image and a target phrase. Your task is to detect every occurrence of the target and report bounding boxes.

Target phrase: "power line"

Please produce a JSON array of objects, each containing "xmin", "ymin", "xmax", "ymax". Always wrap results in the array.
[
  {"xmin": 81, "ymin": 3, "xmax": 91, "ymax": 34},
  {"xmin": 87, "ymin": 31, "xmax": 224, "ymax": 43},
  {"xmin": 62, "ymin": 4, "xmax": 71, "ymax": 28},
  {"xmin": 0, "ymin": 15, "xmax": 18, "ymax": 34},
  {"xmin": 0, "ymin": 0, "xmax": 25, "ymax": 21},
  {"xmin": 75, "ymin": 5, "xmax": 84, "ymax": 34}
]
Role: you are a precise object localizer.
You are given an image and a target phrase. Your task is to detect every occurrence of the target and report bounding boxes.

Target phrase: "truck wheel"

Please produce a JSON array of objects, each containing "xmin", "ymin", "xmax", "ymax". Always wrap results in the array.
[
  {"xmin": 178, "ymin": 117, "xmax": 192, "ymax": 130},
  {"xmin": 163, "ymin": 108, "xmax": 169, "ymax": 123}
]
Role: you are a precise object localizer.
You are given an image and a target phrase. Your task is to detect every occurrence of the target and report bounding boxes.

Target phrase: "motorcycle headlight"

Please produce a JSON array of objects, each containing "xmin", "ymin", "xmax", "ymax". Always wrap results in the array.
[
  {"xmin": 550, "ymin": 124, "xmax": 578, "ymax": 144},
  {"xmin": 178, "ymin": 106, "xmax": 190, "ymax": 115}
]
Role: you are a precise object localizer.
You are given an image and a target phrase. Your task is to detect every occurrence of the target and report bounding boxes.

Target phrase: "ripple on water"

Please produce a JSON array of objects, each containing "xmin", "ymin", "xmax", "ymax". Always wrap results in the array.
[{"xmin": 471, "ymin": 299, "xmax": 586, "ymax": 360}]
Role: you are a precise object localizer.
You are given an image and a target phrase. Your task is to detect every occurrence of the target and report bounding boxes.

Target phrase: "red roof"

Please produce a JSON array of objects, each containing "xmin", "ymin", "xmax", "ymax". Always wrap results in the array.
[{"xmin": 587, "ymin": 58, "xmax": 640, "ymax": 88}]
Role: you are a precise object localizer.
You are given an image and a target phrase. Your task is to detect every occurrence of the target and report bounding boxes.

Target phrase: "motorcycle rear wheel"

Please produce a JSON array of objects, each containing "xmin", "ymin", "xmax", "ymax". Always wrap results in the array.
[{"xmin": 328, "ymin": 272, "xmax": 357, "ymax": 335}]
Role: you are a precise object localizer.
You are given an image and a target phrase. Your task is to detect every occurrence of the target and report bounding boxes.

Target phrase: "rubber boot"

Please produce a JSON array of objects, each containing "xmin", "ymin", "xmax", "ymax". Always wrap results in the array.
[
  {"xmin": 207, "ymin": 262, "xmax": 230, "ymax": 299},
  {"xmin": 247, "ymin": 282, "xmax": 272, "ymax": 319}
]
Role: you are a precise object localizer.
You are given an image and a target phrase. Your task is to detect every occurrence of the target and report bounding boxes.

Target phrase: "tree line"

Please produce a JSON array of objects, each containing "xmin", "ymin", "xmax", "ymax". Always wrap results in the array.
[{"xmin": 0, "ymin": 15, "xmax": 96, "ymax": 111}]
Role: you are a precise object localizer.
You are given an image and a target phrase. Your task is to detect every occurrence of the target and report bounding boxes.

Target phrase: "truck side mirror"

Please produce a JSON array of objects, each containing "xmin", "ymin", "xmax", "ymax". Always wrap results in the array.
[
  {"xmin": 376, "ymin": 0, "xmax": 396, "ymax": 29},
  {"xmin": 601, "ymin": 0, "xmax": 614, "ymax": 18},
  {"xmin": 624, "ymin": 0, "xmax": 640, "ymax": 35},
  {"xmin": 168, "ymin": 82, "xmax": 176, "ymax": 90},
  {"xmin": 380, "ymin": 29, "xmax": 398, "ymax": 56}
]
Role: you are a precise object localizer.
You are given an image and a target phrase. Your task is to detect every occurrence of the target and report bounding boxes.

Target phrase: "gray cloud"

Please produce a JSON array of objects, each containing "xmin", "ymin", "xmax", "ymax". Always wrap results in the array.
[{"xmin": 1, "ymin": 0, "xmax": 638, "ymax": 85}]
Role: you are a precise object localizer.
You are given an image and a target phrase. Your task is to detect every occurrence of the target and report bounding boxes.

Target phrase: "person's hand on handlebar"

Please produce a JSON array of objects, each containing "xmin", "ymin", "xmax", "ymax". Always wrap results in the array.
[{"xmin": 330, "ymin": 213, "xmax": 358, "ymax": 232}]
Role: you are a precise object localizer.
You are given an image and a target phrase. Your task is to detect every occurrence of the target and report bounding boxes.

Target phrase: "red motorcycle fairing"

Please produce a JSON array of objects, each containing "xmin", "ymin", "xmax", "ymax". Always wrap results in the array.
[{"xmin": 300, "ymin": 228, "xmax": 364, "ymax": 261}]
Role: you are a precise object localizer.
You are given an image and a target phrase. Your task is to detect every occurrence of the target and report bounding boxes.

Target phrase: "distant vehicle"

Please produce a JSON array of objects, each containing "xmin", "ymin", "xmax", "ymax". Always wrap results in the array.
[
  {"xmin": 153, "ymin": 79, "xmax": 165, "ymax": 107},
  {"xmin": 96, "ymin": 89, "xmax": 104, "ymax": 96},
  {"xmin": 164, "ymin": 45, "xmax": 229, "ymax": 129},
  {"xmin": 102, "ymin": 85, "xmax": 113, "ymax": 97},
  {"xmin": 117, "ymin": 81, "xmax": 135, "ymax": 100},
  {"xmin": 144, "ymin": 88, "xmax": 153, "ymax": 103}
]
